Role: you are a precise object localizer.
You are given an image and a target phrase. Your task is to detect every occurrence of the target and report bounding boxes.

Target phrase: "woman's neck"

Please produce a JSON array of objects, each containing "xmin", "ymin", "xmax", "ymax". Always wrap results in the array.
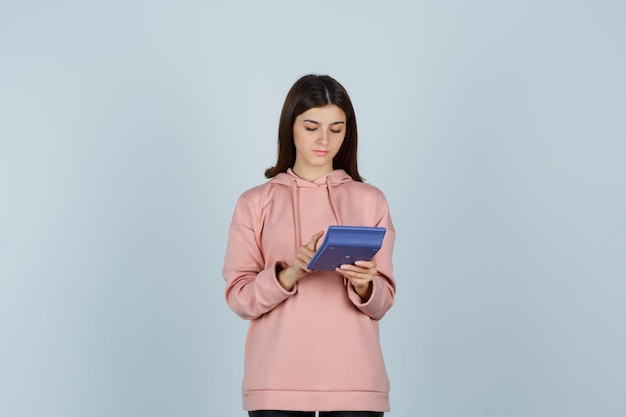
[{"xmin": 291, "ymin": 166, "xmax": 333, "ymax": 182}]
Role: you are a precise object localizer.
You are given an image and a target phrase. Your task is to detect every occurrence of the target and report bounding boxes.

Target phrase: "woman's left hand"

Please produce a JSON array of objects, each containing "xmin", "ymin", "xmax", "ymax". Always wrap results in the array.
[{"xmin": 336, "ymin": 260, "xmax": 377, "ymax": 301}]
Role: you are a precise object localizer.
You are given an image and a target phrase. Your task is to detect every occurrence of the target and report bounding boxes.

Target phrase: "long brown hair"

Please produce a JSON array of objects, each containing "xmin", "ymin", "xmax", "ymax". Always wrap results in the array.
[{"xmin": 264, "ymin": 74, "xmax": 363, "ymax": 181}]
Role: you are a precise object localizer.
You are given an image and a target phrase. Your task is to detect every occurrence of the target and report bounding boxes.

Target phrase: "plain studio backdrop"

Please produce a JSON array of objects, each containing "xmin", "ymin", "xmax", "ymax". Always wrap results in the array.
[{"xmin": 1, "ymin": 1, "xmax": 625, "ymax": 416}]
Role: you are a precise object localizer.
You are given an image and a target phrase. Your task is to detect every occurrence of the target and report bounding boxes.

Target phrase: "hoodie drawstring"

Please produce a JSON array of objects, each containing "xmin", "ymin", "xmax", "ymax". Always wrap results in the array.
[
  {"xmin": 325, "ymin": 176, "xmax": 348, "ymax": 286},
  {"xmin": 291, "ymin": 179, "xmax": 302, "ymax": 250},
  {"xmin": 326, "ymin": 176, "xmax": 342, "ymax": 226}
]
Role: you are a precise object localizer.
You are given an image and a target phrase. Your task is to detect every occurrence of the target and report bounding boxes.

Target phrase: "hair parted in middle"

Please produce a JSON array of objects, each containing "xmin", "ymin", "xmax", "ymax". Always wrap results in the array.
[{"xmin": 264, "ymin": 74, "xmax": 363, "ymax": 182}]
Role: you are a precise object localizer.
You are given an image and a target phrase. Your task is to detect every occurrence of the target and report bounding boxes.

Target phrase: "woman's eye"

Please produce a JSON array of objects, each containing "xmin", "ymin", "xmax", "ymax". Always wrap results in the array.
[
  {"xmin": 305, "ymin": 127, "xmax": 317, "ymax": 131},
  {"xmin": 331, "ymin": 129, "xmax": 342, "ymax": 134}
]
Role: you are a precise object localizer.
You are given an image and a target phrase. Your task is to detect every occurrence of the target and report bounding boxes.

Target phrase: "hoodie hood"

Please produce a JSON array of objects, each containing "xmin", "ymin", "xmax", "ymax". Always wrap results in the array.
[
  {"xmin": 270, "ymin": 168, "xmax": 353, "ymax": 188},
  {"xmin": 269, "ymin": 169, "xmax": 353, "ymax": 251}
]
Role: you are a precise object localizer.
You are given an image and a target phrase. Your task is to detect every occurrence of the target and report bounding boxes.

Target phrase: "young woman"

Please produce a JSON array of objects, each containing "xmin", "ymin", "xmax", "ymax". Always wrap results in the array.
[{"xmin": 222, "ymin": 74, "xmax": 396, "ymax": 417}]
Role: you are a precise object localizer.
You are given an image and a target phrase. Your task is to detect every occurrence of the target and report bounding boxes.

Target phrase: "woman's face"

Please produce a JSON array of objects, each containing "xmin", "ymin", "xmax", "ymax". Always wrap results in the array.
[{"xmin": 292, "ymin": 104, "xmax": 346, "ymax": 181}]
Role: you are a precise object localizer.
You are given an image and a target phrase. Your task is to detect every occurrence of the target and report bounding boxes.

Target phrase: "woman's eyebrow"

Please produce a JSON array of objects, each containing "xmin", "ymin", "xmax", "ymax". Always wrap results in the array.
[{"xmin": 302, "ymin": 119, "xmax": 345, "ymax": 125}]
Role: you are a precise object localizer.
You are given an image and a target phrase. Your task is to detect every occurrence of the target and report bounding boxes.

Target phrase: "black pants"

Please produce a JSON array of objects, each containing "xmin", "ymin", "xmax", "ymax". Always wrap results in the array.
[{"xmin": 248, "ymin": 411, "xmax": 384, "ymax": 417}]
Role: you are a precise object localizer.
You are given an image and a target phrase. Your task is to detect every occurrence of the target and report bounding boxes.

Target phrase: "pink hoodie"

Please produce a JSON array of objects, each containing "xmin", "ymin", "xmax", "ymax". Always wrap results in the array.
[{"xmin": 222, "ymin": 169, "xmax": 396, "ymax": 412}]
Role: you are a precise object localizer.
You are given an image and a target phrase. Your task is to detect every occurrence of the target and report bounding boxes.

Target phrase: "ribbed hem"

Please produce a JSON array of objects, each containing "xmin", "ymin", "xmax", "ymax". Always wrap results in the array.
[{"xmin": 243, "ymin": 389, "xmax": 390, "ymax": 412}]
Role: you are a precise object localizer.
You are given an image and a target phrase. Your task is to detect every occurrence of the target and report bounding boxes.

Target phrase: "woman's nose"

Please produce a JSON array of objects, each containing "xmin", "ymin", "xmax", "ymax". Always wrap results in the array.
[{"xmin": 318, "ymin": 129, "xmax": 329, "ymax": 144}]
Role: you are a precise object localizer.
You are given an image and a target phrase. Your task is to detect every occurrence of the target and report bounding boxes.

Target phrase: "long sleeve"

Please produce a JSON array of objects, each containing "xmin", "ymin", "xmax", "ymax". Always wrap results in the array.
[
  {"xmin": 222, "ymin": 193, "xmax": 295, "ymax": 320},
  {"xmin": 346, "ymin": 198, "xmax": 396, "ymax": 320}
]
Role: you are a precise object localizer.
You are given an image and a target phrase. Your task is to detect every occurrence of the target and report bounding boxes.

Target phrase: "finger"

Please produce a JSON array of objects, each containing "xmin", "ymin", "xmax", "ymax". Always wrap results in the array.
[
  {"xmin": 296, "ymin": 251, "xmax": 312, "ymax": 268},
  {"xmin": 297, "ymin": 249, "xmax": 318, "ymax": 272},
  {"xmin": 354, "ymin": 260, "xmax": 376, "ymax": 269},
  {"xmin": 306, "ymin": 231, "xmax": 325, "ymax": 251},
  {"xmin": 338, "ymin": 263, "xmax": 376, "ymax": 274},
  {"xmin": 346, "ymin": 276, "xmax": 373, "ymax": 295},
  {"xmin": 336, "ymin": 267, "xmax": 371, "ymax": 280}
]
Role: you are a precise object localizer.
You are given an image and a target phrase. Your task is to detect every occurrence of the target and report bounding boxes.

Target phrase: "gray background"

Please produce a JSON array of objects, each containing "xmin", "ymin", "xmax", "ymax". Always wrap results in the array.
[{"xmin": 1, "ymin": 1, "xmax": 625, "ymax": 416}]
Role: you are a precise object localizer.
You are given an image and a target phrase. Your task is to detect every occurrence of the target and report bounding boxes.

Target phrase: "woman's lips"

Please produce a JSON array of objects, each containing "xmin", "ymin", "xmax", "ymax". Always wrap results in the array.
[{"xmin": 313, "ymin": 150, "xmax": 328, "ymax": 156}]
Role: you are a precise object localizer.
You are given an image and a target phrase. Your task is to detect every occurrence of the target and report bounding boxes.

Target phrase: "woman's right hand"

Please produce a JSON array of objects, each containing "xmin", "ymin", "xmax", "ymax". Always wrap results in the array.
[{"xmin": 277, "ymin": 231, "xmax": 324, "ymax": 291}]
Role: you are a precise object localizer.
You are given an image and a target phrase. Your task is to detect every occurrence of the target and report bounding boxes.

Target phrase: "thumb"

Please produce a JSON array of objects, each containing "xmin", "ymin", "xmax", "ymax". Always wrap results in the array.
[{"xmin": 306, "ymin": 231, "xmax": 325, "ymax": 251}]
